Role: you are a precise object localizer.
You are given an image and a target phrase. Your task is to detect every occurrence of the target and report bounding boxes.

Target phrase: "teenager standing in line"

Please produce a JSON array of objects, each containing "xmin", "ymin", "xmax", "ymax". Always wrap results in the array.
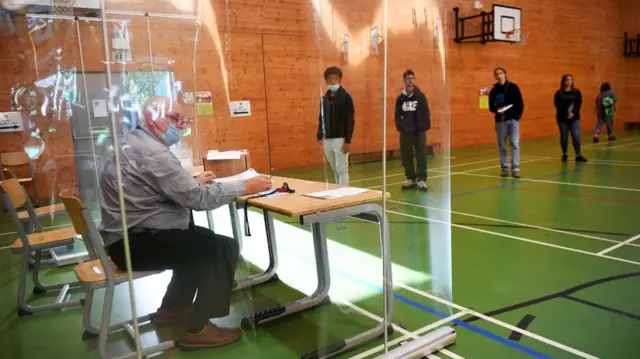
[
  {"xmin": 395, "ymin": 69, "xmax": 431, "ymax": 191},
  {"xmin": 489, "ymin": 67, "xmax": 524, "ymax": 178},
  {"xmin": 593, "ymin": 82, "xmax": 617, "ymax": 143},
  {"xmin": 316, "ymin": 66, "xmax": 355, "ymax": 186},
  {"xmin": 554, "ymin": 74, "xmax": 588, "ymax": 162}
]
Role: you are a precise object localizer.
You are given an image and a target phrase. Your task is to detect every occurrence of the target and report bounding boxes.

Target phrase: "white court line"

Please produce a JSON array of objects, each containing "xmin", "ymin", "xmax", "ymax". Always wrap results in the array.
[
  {"xmin": 395, "ymin": 283, "xmax": 599, "ymax": 359},
  {"xmin": 366, "ymin": 159, "xmax": 547, "ymax": 190},
  {"xmin": 599, "ymin": 140, "xmax": 640, "ymax": 150},
  {"xmin": 350, "ymin": 310, "xmax": 471, "ymax": 359},
  {"xmin": 0, "ymin": 223, "xmax": 69, "ymax": 237},
  {"xmin": 389, "ymin": 200, "xmax": 640, "ymax": 249},
  {"xmin": 529, "ymin": 156, "xmax": 640, "ymax": 167},
  {"xmin": 452, "ymin": 172, "xmax": 640, "ymax": 193},
  {"xmin": 386, "ymin": 210, "xmax": 640, "ymax": 267},
  {"xmin": 582, "ymin": 135, "xmax": 640, "ymax": 149},
  {"xmin": 343, "ymin": 299, "xmax": 463, "ymax": 359},
  {"xmin": 597, "ymin": 233, "xmax": 640, "ymax": 255},
  {"xmin": 350, "ymin": 156, "xmax": 530, "ymax": 184}
]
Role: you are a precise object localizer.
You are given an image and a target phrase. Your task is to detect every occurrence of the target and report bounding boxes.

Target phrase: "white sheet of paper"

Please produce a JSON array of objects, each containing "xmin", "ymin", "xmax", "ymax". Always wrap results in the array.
[
  {"xmin": 497, "ymin": 104, "xmax": 513, "ymax": 113},
  {"xmin": 213, "ymin": 169, "xmax": 259, "ymax": 183},
  {"xmin": 206, "ymin": 150, "xmax": 244, "ymax": 160},
  {"xmin": 92, "ymin": 99, "xmax": 108, "ymax": 117},
  {"xmin": 304, "ymin": 187, "xmax": 368, "ymax": 200}
]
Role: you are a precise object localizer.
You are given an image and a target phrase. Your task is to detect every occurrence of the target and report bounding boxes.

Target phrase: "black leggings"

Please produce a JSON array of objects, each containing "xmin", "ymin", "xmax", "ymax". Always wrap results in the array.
[{"xmin": 109, "ymin": 225, "xmax": 239, "ymax": 332}]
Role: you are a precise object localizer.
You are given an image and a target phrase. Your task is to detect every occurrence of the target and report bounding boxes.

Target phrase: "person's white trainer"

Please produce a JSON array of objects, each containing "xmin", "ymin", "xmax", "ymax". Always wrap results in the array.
[
  {"xmin": 402, "ymin": 179, "xmax": 417, "ymax": 190},
  {"xmin": 417, "ymin": 180, "xmax": 427, "ymax": 192}
]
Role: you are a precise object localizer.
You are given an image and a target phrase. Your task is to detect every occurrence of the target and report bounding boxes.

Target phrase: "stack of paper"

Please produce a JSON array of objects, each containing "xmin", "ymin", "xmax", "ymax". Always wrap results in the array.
[
  {"xmin": 213, "ymin": 169, "xmax": 259, "ymax": 183},
  {"xmin": 304, "ymin": 187, "xmax": 368, "ymax": 199},
  {"xmin": 206, "ymin": 150, "xmax": 246, "ymax": 160}
]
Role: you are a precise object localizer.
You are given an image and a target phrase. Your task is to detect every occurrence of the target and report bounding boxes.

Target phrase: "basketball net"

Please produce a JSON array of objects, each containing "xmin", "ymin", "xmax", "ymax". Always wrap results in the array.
[
  {"xmin": 505, "ymin": 29, "xmax": 529, "ymax": 46},
  {"xmin": 52, "ymin": 0, "xmax": 76, "ymax": 17}
]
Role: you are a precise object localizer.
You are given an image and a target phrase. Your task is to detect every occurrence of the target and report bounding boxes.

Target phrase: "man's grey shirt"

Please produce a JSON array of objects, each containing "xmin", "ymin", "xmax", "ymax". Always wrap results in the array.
[{"xmin": 98, "ymin": 126, "xmax": 245, "ymax": 246}]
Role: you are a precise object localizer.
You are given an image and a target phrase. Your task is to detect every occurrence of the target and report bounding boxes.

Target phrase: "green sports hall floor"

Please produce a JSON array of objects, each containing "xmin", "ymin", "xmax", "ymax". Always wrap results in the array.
[{"xmin": 1, "ymin": 132, "xmax": 639, "ymax": 359}]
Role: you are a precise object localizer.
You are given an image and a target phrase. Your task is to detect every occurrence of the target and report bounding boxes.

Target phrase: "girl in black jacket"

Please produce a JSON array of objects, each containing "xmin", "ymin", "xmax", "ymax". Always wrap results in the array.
[{"xmin": 554, "ymin": 74, "xmax": 587, "ymax": 162}]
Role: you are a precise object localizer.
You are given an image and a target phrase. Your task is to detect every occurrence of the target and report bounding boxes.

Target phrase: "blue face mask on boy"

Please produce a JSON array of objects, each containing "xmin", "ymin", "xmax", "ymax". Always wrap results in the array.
[
  {"xmin": 328, "ymin": 84, "xmax": 340, "ymax": 92},
  {"xmin": 162, "ymin": 123, "xmax": 183, "ymax": 146}
]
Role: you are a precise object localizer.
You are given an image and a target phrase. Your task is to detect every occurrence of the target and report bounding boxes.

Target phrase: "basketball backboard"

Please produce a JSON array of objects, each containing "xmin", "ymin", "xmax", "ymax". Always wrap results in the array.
[{"xmin": 493, "ymin": 5, "xmax": 521, "ymax": 42}]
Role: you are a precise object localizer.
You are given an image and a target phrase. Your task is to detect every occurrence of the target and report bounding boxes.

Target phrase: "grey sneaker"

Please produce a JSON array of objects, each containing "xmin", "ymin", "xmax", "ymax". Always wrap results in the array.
[
  {"xmin": 417, "ymin": 181, "xmax": 427, "ymax": 191},
  {"xmin": 512, "ymin": 171, "xmax": 521, "ymax": 178},
  {"xmin": 500, "ymin": 169, "xmax": 509, "ymax": 177},
  {"xmin": 402, "ymin": 179, "xmax": 417, "ymax": 190}
]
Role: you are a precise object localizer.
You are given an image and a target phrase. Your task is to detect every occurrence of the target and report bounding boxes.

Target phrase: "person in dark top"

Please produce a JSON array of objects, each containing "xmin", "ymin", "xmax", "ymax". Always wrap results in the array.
[
  {"xmin": 316, "ymin": 66, "xmax": 355, "ymax": 187},
  {"xmin": 489, "ymin": 67, "xmax": 524, "ymax": 178},
  {"xmin": 394, "ymin": 69, "xmax": 431, "ymax": 191},
  {"xmin": 593, "ymin": 82, "xmax": 617, "ymax": 143},
  {"xmin": 554, "ymin": 74, "xmax": 587, "ymax": 162}
]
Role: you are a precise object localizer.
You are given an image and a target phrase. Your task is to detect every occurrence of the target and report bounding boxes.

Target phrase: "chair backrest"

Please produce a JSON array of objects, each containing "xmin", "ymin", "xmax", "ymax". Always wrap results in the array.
[
  {"xmin": 0, "ymin": 178, "xmax": 27, "ymax": 209},
  {"xmin": 0, "ymin": 179, "xmax": 34, "ymax": 251},
  {"xmin": 59, "ymin": 193, "xmax": 89, "ymax": 236},
  {"xmin": 59, "ymin": 194, "xmax": 111, "ymax": 277},
  {"xmin": 1, "ymin": 151, "xmax": 30, "ymax": 167}
]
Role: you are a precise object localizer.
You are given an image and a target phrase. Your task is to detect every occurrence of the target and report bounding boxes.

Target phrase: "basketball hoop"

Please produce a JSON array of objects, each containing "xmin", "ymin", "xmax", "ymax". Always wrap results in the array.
[
  {"xmin": 52, "ymin": 0, "xmax": 76, "ymax": 17},
  {"xmin": 505, "ymin": 29, "xmax": 529, "ymax": 46}
]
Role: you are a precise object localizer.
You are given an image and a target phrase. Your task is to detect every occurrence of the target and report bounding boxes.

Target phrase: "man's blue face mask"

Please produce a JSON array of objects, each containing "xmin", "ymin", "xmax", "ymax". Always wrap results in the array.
[{"xmin": 162, "ymin": 123, "xmax": 183, "ymax": 146}]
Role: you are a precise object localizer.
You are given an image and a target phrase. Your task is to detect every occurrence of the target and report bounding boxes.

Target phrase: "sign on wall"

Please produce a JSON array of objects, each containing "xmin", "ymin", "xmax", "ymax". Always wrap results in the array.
[
  {"xmin": 479, "ymin": 87, "xmax": 490, "ymax": 109},
  {"xmin": 195, "ymin": 91, "xmax": 213, "ymax": 115},
  {"xmin": 230, "ymin": 101, "xmax": 251, "ymax": 117},
  {"xmin": 0, "ymin": 112, "xmax": 24, "ymax": 133}
]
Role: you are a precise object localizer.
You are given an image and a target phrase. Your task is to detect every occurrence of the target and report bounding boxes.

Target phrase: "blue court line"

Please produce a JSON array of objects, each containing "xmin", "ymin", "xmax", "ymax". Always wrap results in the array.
[{"xmin": 276, "ymin": 245, "xmax": 554, "ymax": 359}]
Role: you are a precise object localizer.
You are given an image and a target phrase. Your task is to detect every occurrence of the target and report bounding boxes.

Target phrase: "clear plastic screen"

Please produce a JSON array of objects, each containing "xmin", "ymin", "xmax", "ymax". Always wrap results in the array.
[{"xmin": 0, "ymin": 0, "xmax": 451, "ymax": 359}]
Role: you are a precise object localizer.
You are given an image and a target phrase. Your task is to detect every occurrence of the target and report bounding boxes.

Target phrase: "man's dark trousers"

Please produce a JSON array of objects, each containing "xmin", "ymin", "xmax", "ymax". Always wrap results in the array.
[{"xmin": 400, "ymin": 131, "xmax": 427, "ymax": 181}]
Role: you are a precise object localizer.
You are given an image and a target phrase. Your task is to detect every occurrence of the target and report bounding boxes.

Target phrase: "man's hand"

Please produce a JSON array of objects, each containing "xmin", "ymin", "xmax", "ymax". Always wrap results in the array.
[
  {"xmin": 244, "ymin": 175, "xmax": 273, "ymax": 195},
  {"xmin": 568, "ymin": 112, "xmax": 575, "ymax": 119},
  {"xmin": 341, "ymin": 143, "xmax": 350, "ymax": 154},
  {"xmin": 317, "ymin": 140, "xmax": 324, "ymax": 150},
  {"xmin": 197, "ymin": 171, "xmax": 216, "ymax": 184}
]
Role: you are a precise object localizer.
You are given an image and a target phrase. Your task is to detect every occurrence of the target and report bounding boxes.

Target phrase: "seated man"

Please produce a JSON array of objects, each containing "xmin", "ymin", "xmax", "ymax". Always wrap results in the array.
[{"xmin": 98, "ymin": 96, "xmax": 272, "ymax": 349}]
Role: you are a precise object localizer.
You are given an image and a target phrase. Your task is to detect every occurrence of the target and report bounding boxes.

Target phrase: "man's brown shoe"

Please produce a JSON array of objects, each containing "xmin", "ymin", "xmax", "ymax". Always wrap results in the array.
[{"xmin": 178, "ymin": 322, "xmax": 243, "ymax": 350}]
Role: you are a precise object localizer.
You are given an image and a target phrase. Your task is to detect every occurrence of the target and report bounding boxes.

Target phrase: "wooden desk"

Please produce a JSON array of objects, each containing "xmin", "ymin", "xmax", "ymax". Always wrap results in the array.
[
  {"xmin": 234, "ymin": 176, "xmax": 393, "ymax": 359},
  {"xmin": 239, "ymin": 176, "xmax": 389, "ymax": 217}
]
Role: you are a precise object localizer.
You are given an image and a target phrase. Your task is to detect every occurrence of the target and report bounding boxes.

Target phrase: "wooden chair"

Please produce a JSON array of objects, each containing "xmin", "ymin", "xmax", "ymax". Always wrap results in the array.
[
  {"xmin": 0, "ymin": 179, "xmax": 82, "ymax": 316},
  {"xmin": 60, "ymin": 194, "xmax": 173, "ymax": 359},
  {"xmin": 1, "ymin": 151, "xmax": 40, "ymax": 207}
]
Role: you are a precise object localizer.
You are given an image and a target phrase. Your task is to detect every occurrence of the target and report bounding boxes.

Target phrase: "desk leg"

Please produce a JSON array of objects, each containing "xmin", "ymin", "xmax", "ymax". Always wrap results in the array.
[
  {"xmin": 228, "ymin": 204, "xmax": 242, "ymax": 250},
  {"xmin": 243, "ymin": 221, "xmax": 330, "ymax": 327},
  {"xmin": 206, "ymin": 210, "xmax": 215, "ymax": 232},
  {"xmin": 301, "ymin": 206, "xmax": 394, "ymax": 359},
  {"xmin": 234, "ymin": 209, "xmax": 279, "ymax": 291}
]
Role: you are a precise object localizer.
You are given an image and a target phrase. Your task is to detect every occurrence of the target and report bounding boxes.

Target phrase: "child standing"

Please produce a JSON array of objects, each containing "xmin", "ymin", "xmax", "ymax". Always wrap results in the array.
[{"xmin": 593, "ymin": 82, "xmax": 617, "ymax": 143}]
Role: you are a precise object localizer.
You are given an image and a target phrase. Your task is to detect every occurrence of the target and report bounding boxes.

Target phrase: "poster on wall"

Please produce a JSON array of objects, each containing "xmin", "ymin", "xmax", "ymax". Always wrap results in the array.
[
  {"xmin": 230, "ymin": 101, "xmax": 251, "ymax": 117},
  {"xmin": 0, "ymin": 111, "xmax": 24, "ymax": 132},
  {"xmin": 370, "ymin": 27, "xmax": 378, "ymax": 56},
  {"xmin": 195, "ymin": 91, "xmax": 213, "ymax": 115},
  {"xmin": 434, "ymin": 17, "xmax": 441, "ymax": 46},
  {"xmin": 479, "ymin": 87, "xmax": 490, "ymax": 109},
  {"xmin": 343, "ymin": 34, "xmax": 350, "ymax": 62}
]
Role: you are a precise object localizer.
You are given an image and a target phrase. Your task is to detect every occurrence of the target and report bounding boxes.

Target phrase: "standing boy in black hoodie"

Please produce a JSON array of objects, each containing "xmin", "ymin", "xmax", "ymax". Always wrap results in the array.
[
  {"xmin": 395, "ymin": 70, "xmax": 431, "ymax": 191},
  {"xmin": 317, "ymin": 66, "xmax": 355, "ymax": 187},
  {"xmin": 489, "ymin": 67, "xmax": 524, "ymax": 178}
]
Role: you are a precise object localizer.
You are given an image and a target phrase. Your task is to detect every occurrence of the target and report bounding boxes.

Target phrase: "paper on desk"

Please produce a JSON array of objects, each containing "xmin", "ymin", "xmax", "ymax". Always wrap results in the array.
[
  {"xmin": 213, "ymin": 169, "xmax": 259, "ymax": 183},
  {"xmin": 497, "ymin": 104, "xmax": 513, "ymax": 113},
  {"xmin": 304, "ymin": 187, "xmax": 368, "ymax": 199},
  {"xmin": 206, "ymin": 150, "xmax": 244, "ymax": 160}
]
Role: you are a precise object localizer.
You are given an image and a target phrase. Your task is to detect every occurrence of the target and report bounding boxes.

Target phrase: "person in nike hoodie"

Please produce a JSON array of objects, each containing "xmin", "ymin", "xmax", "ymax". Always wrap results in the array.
[
  {"xmin": 395, "ymin": 70, "xmax": 431, "ymax": 191},
  {"xmin": 489, "ymin": 67, "xmax": 524, "ymax": 178}
]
